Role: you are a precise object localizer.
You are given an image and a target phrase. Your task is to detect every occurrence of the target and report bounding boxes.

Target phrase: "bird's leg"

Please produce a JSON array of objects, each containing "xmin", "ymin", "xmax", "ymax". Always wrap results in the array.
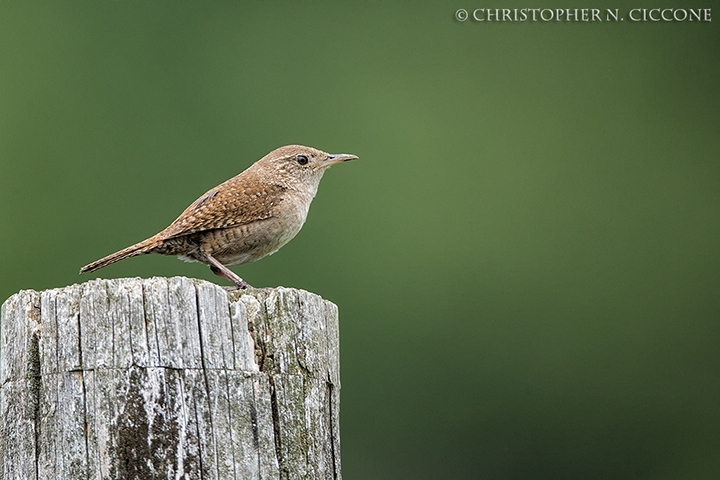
[
  {"xmin": 209, "ymin": 265, "xmax": 252, "ymax": 289},
  {"xmin": 195, "ymin": 250, "xmax": 252, "ymax": 289}
]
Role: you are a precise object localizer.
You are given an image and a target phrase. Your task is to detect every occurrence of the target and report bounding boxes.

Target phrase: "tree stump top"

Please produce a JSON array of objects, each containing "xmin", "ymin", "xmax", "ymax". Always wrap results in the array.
[{"xmin": 0, "ymin": 277, "xmax": 341, "ymax": 480}]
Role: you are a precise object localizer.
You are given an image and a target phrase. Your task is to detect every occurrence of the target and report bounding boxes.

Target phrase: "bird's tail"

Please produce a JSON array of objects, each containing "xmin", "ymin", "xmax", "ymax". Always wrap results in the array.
[{"xmin": 80, "ymin": 236, "xmax": 160, "ymax": 274}]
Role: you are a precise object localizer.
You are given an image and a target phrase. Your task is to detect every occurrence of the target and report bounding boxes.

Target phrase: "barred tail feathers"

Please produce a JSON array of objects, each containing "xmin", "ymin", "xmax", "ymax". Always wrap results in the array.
[{"xmin": 79, "ymin": 236, "xmax": 160, "ymax": 273}]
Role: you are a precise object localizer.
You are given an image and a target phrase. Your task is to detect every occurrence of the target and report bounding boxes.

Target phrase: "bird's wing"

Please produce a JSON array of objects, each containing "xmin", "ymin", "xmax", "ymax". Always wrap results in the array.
[{"xmin": 159, "ymin": 175, "xmax": 287, "ymax": 239}]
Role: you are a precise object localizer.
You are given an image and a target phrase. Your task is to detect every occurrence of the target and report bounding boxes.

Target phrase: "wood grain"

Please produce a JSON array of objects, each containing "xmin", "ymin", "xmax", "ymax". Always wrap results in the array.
[{"xmin": 0, "ymin": 277, "xmax": 341, "ymax": 480}]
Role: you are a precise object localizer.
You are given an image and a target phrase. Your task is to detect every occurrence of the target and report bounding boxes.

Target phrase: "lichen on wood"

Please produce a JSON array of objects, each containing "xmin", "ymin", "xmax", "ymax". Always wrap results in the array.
[{"xmin": 0, "ymin": 277, "xmax": 341, "ymax": 480}]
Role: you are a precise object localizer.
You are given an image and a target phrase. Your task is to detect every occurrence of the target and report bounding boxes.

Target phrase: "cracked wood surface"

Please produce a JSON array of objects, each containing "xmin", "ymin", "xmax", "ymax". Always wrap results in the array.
[{"xmin": 0, "ymin": 277, "xmax": 341, "ymax": 480}]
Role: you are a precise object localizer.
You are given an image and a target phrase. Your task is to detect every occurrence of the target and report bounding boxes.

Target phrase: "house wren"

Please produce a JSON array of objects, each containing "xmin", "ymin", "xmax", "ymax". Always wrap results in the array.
[{"xmin": 80, "ymin": 145, "xmax": 357, "ymax": 289}]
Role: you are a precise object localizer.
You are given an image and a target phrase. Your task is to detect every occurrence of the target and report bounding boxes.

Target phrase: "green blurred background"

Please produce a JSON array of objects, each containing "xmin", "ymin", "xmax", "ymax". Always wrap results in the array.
[{"xmin": 2, "ymin": 1, "xmax": 719, "ymax": 478}]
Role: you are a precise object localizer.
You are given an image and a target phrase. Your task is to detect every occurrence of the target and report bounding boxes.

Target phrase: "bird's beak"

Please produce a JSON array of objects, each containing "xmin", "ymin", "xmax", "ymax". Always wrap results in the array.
[{"xmin": 325, "ymin": 153, "xmax": 358, "ymax": 166}]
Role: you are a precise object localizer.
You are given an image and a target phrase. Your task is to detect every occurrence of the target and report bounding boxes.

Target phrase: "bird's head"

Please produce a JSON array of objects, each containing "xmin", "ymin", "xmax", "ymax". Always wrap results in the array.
[{"xmin": 256, "ymin": 145, "xmax": 358, "ymax": 194}]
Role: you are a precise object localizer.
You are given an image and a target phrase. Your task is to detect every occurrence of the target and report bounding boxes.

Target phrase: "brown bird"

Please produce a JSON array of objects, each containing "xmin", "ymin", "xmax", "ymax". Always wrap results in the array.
[{"xmin": 80, "ymin": 145, "xmax": 357, "ymax": 289}]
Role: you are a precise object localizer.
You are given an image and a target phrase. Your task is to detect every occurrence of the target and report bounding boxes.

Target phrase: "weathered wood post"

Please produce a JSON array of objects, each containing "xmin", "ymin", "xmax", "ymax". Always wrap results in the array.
[{"xmin": 0, "ymin": 277, "xmax": 341, "ymax": 480}]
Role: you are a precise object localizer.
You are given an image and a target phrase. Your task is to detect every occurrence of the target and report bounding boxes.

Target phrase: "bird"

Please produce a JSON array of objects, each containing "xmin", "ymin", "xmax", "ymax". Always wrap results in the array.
[{"xmin": 80, "ymin": 145, "xmax": 357, "ymax": 289}]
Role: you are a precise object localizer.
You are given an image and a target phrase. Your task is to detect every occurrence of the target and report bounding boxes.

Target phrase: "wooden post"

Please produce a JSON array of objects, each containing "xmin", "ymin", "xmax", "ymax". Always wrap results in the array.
[{"xmin": 0, "ymin": 277, "xmax": 341, "ymax": 480}]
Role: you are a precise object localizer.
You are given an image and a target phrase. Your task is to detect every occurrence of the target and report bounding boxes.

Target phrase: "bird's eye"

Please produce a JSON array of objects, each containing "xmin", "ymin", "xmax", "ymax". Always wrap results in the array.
[{"xmin": 296, "ymin": 155, "xmax": 309, "ymax": 165}]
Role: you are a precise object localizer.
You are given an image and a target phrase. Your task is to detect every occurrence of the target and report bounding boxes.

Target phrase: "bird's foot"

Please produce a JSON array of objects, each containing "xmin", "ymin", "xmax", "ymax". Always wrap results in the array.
[{"xmin": 194, "ymin": 249, "xmax": 252, "ymax": 289}]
